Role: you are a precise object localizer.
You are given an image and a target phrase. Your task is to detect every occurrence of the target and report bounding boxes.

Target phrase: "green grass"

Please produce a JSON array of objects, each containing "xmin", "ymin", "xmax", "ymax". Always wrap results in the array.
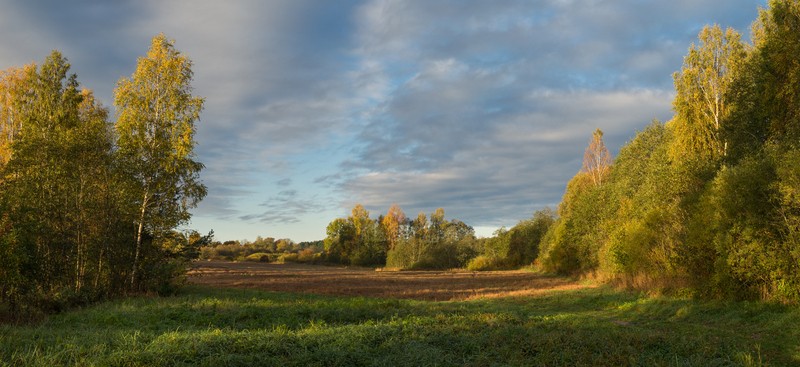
[{"xmin": 1, "ymin": 285, "xmax": 798, "ymax": 366}]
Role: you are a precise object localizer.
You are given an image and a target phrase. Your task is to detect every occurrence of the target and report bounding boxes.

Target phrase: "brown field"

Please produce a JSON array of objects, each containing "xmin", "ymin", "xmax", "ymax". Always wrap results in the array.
[{"xmin": 187, "ymin": 261, "xmax": 593, "ymax": 301}]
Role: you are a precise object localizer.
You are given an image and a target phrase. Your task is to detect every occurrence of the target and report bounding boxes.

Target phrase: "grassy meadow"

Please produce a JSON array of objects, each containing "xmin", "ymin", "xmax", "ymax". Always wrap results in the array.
[{"xmin": 1, "ymin": 285, "xmax": 798, "ymax": 366}]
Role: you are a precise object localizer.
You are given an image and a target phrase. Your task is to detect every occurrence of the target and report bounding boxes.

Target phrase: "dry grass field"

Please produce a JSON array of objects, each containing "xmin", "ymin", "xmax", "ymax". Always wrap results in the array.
[{"xmin": 187, "ymin": 260, "xmax": 592, "ymax": 301}]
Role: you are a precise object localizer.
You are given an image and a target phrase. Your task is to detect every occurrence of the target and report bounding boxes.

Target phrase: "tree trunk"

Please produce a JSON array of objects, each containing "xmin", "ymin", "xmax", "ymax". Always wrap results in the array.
[{"xmin": 129, "ymin": 190, "xmax": 148, "ymax": 288}]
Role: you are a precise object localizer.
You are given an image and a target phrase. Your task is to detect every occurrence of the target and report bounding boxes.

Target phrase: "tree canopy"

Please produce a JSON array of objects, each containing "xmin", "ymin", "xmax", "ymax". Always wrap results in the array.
[
  {"xmin": 0, "ymin": 35, "xmax": 208, "ymax": 317},
  {"xmin": 537, "ymin": 0, "xmax": 800, "ymax": 302}
]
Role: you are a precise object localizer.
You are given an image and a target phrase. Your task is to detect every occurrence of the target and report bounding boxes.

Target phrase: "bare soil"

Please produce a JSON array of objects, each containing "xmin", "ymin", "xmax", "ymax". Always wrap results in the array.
[{"xmin": 187, "ymin": 261, "xmax": 593, "ymax": 301}]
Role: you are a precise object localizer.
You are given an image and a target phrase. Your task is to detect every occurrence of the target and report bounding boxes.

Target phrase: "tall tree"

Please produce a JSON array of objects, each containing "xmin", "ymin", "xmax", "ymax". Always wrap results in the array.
[
  {"xmin": 348, "ymin": 204, "xmax": 385, "ymax": 265},
  {"xmin": 5, "ymin": 52, "xmax": 82, "ymax": 293},
  {"xmin": 581, "ymin": 129, "xmax": 612, "ymax": 186},
  {"xmin": 324, "ymin": 217, "xmax": 355, "ymax": 263},
  {"xmin": 0, "ymin": 51, "xmax": 120, "ymax": 301},
  {"xmin": 411, "ymin": 212, "xmax": 428, "ymax": 264},
  {"xmin": 114, "ymin": 34, "xmax": 206, "ymax": 287},
  {"xmin": 69, "ymin": 89, "xmax": 115, "ymax": 293},
  {"xmin": 381, "ymin": 204, "xmax": 407, "ymax": 251},
  {"xmin": 350, "ymin": 204, "xmax": 371, "ymax": 240},
  {"xmin": 753, "ymin": 0, "xmax": 800, "ymax": 148},
  {"xmin": 671, "ymin": 24, "xmax": 746, "ymax": 162},
  {"xmin": 429, "ymin": 208, "xmax": 447, "ymax": 244}
]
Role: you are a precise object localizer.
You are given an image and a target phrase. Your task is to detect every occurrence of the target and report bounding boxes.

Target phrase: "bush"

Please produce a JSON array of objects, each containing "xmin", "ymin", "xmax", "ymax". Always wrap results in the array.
[
  {"xmin": 466, "ymin": 255, "xmax": 506, "ymax": 271},
  {"xmin": 296, "ymin": 249, "xmax": 321, "ymax": 263},
  {"xmin": 278, "ymin": 253, "xmax": 299, "ymax": 263},
  {"xmin": 244, "ymin": 253, "xmax": 271, "ymax": 262}
]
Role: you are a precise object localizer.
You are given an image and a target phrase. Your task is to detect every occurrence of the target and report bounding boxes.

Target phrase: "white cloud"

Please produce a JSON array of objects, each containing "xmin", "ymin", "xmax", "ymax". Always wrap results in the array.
[
  {"xmin": 0, "ymin": 0, "xmax": 765, "ymax": 240},
  {"xmin": 343, "ymin": 89, "xmax": 672, "ymax": 226}
]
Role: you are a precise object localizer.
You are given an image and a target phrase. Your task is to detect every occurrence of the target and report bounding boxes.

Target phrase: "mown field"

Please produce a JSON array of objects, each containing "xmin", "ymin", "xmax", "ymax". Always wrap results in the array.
[{"xmin": 1, "ymin": 262, "xmax": 799, "ymax": 366}]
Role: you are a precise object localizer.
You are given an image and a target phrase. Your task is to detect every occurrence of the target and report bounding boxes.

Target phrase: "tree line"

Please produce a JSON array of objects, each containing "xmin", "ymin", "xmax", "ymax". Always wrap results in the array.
[
  {"xmin": 0, "ymin": 34, "xmax": 207, "ymax": 316},
  {"xmin": 322, "ymin": 203, "xmax": 555, "ymax": 271},
  {"xmin": 537, "ymin": 0, "xmax": 800, "ymax": 302},
  {"xmin": 198, "ymin": 237, "xmax": 324, "ymax": 263}
]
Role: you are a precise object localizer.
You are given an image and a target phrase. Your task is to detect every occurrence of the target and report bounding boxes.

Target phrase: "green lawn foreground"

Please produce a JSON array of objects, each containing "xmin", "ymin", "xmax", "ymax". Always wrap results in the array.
[{"xmin": 1, "ymin": 285, "xmax": 798, "ymax": 366}]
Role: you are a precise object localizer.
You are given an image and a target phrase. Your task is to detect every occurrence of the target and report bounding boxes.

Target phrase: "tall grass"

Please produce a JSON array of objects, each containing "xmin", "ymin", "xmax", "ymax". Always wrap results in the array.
[{"xmin": 1, "ymin": 286, "xmax": 797, "ymax": 366}]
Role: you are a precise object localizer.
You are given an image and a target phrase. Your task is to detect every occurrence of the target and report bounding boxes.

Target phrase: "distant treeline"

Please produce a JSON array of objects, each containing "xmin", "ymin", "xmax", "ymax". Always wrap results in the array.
[
  {"xmin": 198, "ymin": 237, "xmax": 324, "ymax": 263},
  {"xmin": 204, "ymin": 205, "xmax": 554, "ymax": 271},
  {"xmin": 537, "ymin": 1, "xmax": 800, "ymax": 302},
  {"xmin": 0, "ymin": 34, "xmax": 207, "ymax": 316},
  {"xmin": 321, "ymin": 204, "xmax": 555, "ymax": 271}
]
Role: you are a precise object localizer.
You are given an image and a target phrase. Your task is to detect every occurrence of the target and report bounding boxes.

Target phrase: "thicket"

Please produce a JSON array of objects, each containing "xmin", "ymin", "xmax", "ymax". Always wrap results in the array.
[
  {"xmin": 537, "ymin": 0, "xmax": 800, "ymax": 302},
  {"xmin": 0, "ymin": 34, "xmax": 208, "ymax": 317}
]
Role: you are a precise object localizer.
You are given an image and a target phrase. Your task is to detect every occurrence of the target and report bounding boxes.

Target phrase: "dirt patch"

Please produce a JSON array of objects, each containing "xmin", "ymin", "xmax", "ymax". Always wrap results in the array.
[{"xmin": 187, "ymin": 261, "xmax": 593, "ymax": 301}]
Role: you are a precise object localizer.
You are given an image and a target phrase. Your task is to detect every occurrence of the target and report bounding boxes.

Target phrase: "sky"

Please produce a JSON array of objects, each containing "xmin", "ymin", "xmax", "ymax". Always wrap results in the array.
[{"xmin": 0, "ymin": 1, "xmax": 766, "ymax": 242}]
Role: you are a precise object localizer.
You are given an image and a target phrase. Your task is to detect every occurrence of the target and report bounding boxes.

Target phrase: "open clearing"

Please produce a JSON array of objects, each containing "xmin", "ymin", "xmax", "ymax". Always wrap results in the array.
[
  {"xmin": 2, "ymin": 262, "xmax": 798, "ymax": 366},
  {"xmin": 188, "ymin": 261, "xmax": 591, "ymax": 301}
]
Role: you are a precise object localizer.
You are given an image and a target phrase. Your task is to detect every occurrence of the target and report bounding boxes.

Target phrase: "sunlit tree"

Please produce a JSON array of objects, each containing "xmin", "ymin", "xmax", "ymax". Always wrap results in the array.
[
  {"xmin": 114, "ymin": 34, "xmax": 206, "ymax": 286},
  {"xmin": 381, "ymin": 203, "xmax": 407, "ymax": 251},
  {"xmin": 671, "ymin": 24, "xmax": 746, "ymax": 162},
  {"xmin": 581, "ymin": 129, "xmax": 612, "ymax": 186},
  {"xmin": 0, "ymin": 66, "xmax": 34, "ymax": 169}
]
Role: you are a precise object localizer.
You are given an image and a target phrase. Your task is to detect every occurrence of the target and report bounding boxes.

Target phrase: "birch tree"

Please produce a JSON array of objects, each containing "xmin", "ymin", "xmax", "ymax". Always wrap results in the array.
[
  {"xmin": 581, "ymin": 128, "xmax": 612, "ymax": 186},
  {"xmin": 672, "ymin": 25, "xmax": 746, "ymax": 162},
  {"xmin": 114, "ymin": 34, "xmax": 206, "ymax": 287},
  {"xmin": 381, "ymin": 203, "xmax": 407, "ymax": 251}
]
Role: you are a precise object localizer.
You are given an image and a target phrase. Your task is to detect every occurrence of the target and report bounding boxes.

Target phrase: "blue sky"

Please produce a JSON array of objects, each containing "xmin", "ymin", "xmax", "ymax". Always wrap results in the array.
[{"xmin": 0, "ymin": 1, "xmax": 765, "ymax": 242}]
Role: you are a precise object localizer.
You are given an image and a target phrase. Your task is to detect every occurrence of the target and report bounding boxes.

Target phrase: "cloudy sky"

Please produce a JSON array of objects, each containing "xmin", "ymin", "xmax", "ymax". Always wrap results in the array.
[{"xmin": 0, "ymin": 1, "xmax": 765, "ymax": 242}]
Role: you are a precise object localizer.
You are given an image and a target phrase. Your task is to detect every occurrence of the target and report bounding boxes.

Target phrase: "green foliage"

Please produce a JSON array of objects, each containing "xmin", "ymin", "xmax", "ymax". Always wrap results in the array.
[
  {"xmin": 199, "ymin": 237, "xmax": 320, "ymax": 263},
  {"xmin": 539, "ymin": 218, "xmax": 582, "ymax": 275},
  {"xmin": 671, "ymin": 25, "xmax": 746, "ymax": 164},
  {"xmin": 682, "ymin": 0, "xmax": 800, "ymax": 301},
  {"xmin": 478, "ymin": 210, "xmax": 555, "ymax": 271},
  {"xmin": 600, "ymin": 122, "xmax": 684, "ymax": 285},
  {"xmin": 0, "ymin": 51, "xmax": 129, "ymax": 312},
  {"xmin": 482, "ymin": 227, "xmax": 510, "ymax": 260},
  {"xmin": 540, "ymin": 166, "xmax": 615, "ymax": 275},
  {"xmin": 507, "ymin": 208, "xmax": 556, "ymax": 266},
  {"xmin": 115, "ymin": 34, "xmax": 207, "ymax": 287},
  {"xmin": 323, "ymin": 217, "xmax": 358, "ymax": 265},
  {"xmin": 0, "ymin": 35, "xmax": 209, "ymax": 317},
  {"xmin": 0, "ymin": 214, "xmax": 25, "ymax": 312},
  {"xmin": 383, "ymin": 208, "xmax": 478, "ymax": 270},
  {"xmin": 533, "ymin": 2, "xmax": 800, "ymax": 303},
  {"xmin": 244, "ymin": 253, "xmax": 272, "ymax": 262},
  {"xmin": 2, "ymin": 286, "xmax": 797, "ymax": 366},
  {"xmin": 326, "ymin": 205, "xmax": 479, "ymax": 269},
  {"xmin": 384, "ymin": 238, "xmax": 415, "ymax": 269},
  {"xmin": 322, "ymin": 205, "xmax": 389, "ymax": 266},
  {"xmin": 688, "ymin": 148, "xmax": 800, "ymax": 301},
  {"xmin": 752, "ymin": 0, "xmax": 800, "ymax": 150},
  {"xmin": 465, "ymin": 255, "xmax": 506, "ymax": 271}
]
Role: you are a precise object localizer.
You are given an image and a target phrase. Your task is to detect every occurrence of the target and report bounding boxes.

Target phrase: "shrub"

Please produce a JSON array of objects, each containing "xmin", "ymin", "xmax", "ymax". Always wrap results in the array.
[
  {"xmin": 466, "ymin": 255, "xmax": 505, "ymax": 271},
  {"xmin": 278, "ymin": 253, "xmax": 299, "ymax": 263},
  {"xmin": 296, "ymin": 249, "xmax": 320, "ymax": 263},
  {"xmin": 244, "ymin": 253, "xmax": 271, "ymax": 262}
]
